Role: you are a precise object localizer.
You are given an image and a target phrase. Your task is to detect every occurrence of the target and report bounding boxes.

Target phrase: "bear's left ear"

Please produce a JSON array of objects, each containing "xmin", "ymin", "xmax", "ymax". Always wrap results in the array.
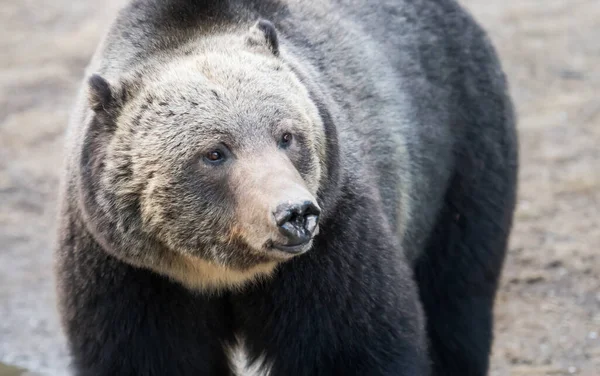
[{"xmin": 246, "ymin": 19, "xmax": 279, "ymax": 56}]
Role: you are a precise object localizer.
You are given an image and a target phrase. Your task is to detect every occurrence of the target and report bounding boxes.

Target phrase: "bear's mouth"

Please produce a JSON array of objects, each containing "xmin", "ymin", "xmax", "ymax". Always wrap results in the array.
[{"xmin": 267, "ymin": 238, "xmax": 313, "ymax": 256}]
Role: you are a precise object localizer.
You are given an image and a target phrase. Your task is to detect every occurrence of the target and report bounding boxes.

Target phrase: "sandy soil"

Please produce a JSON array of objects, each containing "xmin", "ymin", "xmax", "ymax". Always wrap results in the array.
[{"xmin": 1, "ymin": 1, "xmax": 598, "ymax": 375}]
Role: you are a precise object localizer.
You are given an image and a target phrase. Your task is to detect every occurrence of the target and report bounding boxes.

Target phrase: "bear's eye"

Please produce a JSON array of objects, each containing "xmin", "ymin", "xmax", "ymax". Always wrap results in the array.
[
  {"xmin": 279, "ymin": 132, "xmax": 293, "ymax": 149},
  {"xmin": 205, "ymin": 150, "xmax": 225, "ymax": 164}
]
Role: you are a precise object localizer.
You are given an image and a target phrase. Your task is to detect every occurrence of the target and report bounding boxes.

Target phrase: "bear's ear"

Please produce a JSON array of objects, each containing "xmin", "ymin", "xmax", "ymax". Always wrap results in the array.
[
  {"xmin": 246, "ymin": 19, "xmax": 279, "ymax": 56},
  {"xmin": 87, "ymin": 74, "xmax": 134, "ymax": 116},
  {"xmin": 88, "ymin": 74, "xmax": 115, "ymax": 113}
]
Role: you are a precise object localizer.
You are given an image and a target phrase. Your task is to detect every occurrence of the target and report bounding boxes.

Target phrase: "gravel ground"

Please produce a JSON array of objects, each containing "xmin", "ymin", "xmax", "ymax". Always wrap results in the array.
[{"xmin": 1, "ymin": 1, "xmax": 598, "ymax": 375}]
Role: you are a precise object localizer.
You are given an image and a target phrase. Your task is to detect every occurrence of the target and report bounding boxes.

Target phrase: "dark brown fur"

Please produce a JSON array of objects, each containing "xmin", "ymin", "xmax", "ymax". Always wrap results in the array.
[{"xmin": 56, "ymin": 0, "xmax": 517, "ymax": 375}]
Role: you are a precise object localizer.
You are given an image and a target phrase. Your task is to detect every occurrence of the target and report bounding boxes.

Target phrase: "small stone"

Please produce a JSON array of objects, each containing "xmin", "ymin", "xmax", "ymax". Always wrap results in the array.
[
  {"xmin": 559, "ymin": 69, "xmax": 584, "ymax": 80},
  {"xmin": 568, "ymin": 366, "xmax": 577, "ymax": 374},
  {"xmin": 589, "ymin": 331, "xmax": 598, "ymax": 340},
  {"xmin": 546, "ymin": 260, "xmax": 562, "ymax": 268}
]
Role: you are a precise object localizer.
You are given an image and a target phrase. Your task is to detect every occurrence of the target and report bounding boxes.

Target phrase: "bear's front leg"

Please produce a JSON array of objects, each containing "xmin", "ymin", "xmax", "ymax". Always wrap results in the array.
[
  {"xmin": 232, "ymin": 193, "xmax": 430, "ymax": 376},
  {"xmin": 57, "ymin": 233, "xmax": 236, "ymax": 376}
]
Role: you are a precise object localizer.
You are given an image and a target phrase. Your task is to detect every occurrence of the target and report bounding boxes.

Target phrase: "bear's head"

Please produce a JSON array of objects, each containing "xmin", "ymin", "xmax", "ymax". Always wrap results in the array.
[{"xmin": 78, "ymin": 20, "xmax": 336, "ymax": 291}]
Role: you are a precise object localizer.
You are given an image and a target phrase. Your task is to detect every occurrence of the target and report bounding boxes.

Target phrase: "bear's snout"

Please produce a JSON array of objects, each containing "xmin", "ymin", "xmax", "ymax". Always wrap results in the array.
[
  {"xmin": 271, "ymin": 200, "xmax": 320, "ymax": 253},
  {"xmin": 230, "ymin": 151, "xmax": 321, "ymax": 259}
]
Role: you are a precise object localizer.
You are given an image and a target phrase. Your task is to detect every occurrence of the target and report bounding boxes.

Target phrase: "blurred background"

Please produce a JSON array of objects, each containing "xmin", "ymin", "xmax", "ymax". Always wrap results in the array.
[{"xmin": 0, "ymin": 1, "xmax": 598, "ymax": 375}]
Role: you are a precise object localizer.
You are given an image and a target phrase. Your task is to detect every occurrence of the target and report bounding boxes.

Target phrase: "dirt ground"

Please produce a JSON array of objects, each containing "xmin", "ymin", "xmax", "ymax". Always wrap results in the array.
[{"xmin": 1, "ymin": 1, "xmax": 598, "ymax": 375}]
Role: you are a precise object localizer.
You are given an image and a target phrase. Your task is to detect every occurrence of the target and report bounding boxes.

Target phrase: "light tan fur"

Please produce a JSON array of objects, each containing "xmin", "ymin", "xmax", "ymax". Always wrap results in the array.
[{"xmin": 161, "ymin": 252, "xmax": 278, "ymax": 292}]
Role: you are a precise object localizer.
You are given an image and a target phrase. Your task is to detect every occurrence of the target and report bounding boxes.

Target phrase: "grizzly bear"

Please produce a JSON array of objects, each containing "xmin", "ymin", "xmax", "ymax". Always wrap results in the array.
[{"xmin": 55, "ymin": 0, "xmax": 518, "ymax": 375}]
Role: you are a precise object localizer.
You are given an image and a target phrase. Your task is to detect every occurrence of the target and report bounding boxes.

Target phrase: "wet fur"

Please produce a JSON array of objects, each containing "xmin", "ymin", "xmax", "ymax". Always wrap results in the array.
[{"xmin": 55, "ymin": 0, "xmax": 518, "ymax": 375}]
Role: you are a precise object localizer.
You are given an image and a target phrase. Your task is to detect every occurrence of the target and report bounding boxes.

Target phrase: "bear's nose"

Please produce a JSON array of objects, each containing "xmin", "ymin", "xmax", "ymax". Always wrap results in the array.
[{"xmin": 273, "ymin": 200, "xmax": 321, "ymax": 246}]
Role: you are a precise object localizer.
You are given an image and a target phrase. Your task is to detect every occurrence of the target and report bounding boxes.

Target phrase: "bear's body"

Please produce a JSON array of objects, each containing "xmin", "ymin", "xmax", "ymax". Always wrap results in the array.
[{"xmin": 55, "ymin": 0, "xmax": 518, "ymax": 375}]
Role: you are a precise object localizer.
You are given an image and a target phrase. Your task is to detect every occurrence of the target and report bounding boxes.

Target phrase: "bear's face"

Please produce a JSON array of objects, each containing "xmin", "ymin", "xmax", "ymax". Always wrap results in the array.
[
  {"xmin": 131, "ymin": 54, "xmax": 325, "ymax": 264},
  {"xmin": 80, "ymin": 23, "xmax": 327, "ymax": 289}
]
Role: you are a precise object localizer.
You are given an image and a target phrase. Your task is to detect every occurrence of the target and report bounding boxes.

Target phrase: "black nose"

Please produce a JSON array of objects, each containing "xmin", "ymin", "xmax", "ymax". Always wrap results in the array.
[{"xmin": 273, "ymin": 201, "xmax": 321, "ymax": 245}]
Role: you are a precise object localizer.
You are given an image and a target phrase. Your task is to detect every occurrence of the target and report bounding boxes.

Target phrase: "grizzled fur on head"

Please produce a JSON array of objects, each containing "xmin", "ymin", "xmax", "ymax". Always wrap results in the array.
[{"xmin": 78, "ymin": 21, "xmax": 328, "ymax": 291}]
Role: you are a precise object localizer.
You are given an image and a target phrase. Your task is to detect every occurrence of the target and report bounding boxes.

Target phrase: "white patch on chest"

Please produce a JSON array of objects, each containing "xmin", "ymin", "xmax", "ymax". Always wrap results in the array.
[{"xmin": 227, "ymin": 337, "xmax": 272, "ymax": 376}]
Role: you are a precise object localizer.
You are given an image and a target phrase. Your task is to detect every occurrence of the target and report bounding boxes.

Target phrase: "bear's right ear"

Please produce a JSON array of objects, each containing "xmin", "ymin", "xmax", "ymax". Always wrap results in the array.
[
  {"xmin": 87, "ymin": 74, "xmax": 134, "ymax": 117},
  {"xmin": 88, "ymin": 74, "xmax": 115, "ymax": 113}
]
